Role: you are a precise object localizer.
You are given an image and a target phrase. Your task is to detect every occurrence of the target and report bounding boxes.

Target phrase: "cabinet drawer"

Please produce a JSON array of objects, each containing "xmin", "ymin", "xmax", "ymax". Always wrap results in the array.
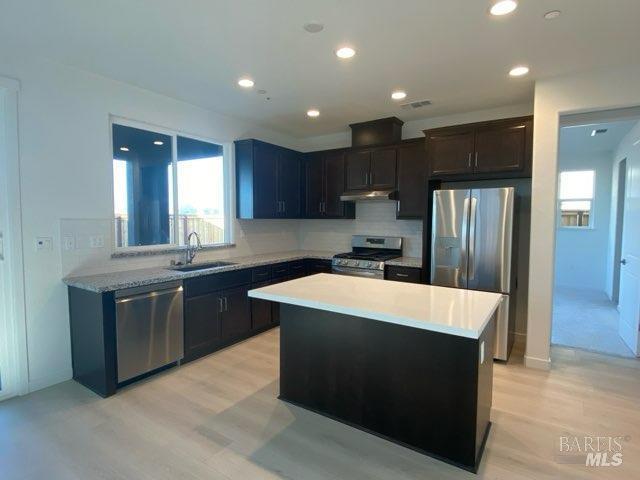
[
  {"xmin": 251, "ymin": 266, "xmax": 272, "ymax": 282},
  {"xmin": 288, "ymin": 260, "xmax": 306, "ymax": 278},
  {"xmin": 184, "ymin": 269, "xmax": 251, "ymax": 298},
  {"xmin": 271, "ymin": 262, "xmax": 290, "ymax": 279},
  {"xmin": 305, "ymin": 259, "xmax": 332, "ymax": 274},
  {"xmin": 386, "ymin": 266, "xmax": 421, "ymax": 284}
]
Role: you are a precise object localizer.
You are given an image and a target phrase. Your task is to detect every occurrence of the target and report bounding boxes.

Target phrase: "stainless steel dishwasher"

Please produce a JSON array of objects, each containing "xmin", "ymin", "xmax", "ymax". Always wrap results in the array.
[{"xmin": 115, "ymin": 281, "xmax": 184, "ymax": 383}]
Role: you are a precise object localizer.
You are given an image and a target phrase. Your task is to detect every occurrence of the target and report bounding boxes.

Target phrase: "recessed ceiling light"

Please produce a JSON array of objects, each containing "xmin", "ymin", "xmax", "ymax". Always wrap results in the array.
[
  {"xmin": 238, "ymin": 78, "xmax": 255, "ymax": 88},
  {"xmin": 509, "ymin": 65, "xmax": 530, "ymax": 77},
  {"xmin": 119, "ymin": 147, "xmax": 129, "ymax": 152},
  {"xmin": 489, "ymin": 0, "xmax": 518, "ymax": 16},
  {"xmin": 303, "ymin": 22, "xmax": 324, "ymax": 33},
  {"xmin": 544, "ymin": 10, "xmax": 562, "ymax": 20},
  {"xmin": 391, "ymin": 91, "xmax": 407, "ymax": 100},
  {"xmin": 307, "ymin": 109, "xmax": 320, "ymax": 118},
  {"xmin": 153, "ymin": 140, "xmax": 164, "ymax": 146},
  {"xmin": 335, "ymin": 46, "xmax": 356, "ymax": 59}
]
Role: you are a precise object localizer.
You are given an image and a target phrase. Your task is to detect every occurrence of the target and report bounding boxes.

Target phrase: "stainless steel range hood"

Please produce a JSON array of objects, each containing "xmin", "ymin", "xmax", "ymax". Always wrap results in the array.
[{"xmin": 340, "ymin": 189, "xmax": 397, "ymax": 202}]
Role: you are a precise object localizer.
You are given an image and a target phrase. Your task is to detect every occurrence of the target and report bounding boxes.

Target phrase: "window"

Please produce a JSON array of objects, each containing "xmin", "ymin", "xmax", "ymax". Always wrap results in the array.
[
  {"xmin": 558, "ymin": 170, "xmax": 595, "ymax": 228},
  {"xmin": 112, "ymin": 120, "xmax": 229, "ymax": 249}
]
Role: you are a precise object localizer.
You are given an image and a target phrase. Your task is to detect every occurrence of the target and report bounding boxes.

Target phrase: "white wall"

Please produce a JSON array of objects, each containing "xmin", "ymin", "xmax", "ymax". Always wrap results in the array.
[
  {"xmin": 554, "ymin": 150, "xmax": 613, "ymax": 291},
  {"xmin": 527, "ymin": 64, "xmax": 640, "ymax": 370},
  {"xmin": 0, "ymin": 55, "xmax": 303, "ymax": 392},
  {"xmin": 298, "ymin": 104, "xmax": 533, "ymax": 151}
]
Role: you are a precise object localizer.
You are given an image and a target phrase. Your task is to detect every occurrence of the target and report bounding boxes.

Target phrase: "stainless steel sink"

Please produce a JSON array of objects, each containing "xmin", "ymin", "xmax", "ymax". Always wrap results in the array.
[{"xmin": 169, "ymin": 261, "xmax": 236, "ymax": 272}]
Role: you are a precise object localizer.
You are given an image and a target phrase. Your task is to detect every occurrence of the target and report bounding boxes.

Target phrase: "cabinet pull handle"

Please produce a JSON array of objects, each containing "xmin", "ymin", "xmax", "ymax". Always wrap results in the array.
[
  {"xmin": 397, "ymin": 201, "xmax": 400, "ymax": 213},
  {"xmin": 282, "ymin": 201, "xmax": 285, "ymax": 213},
  {"xmin": 474, "ymin": 152, "xmax": 478, "ymax": 169},
  {"xmin": 218, "ymin": 298, "xmax": 223, "ymax": 313},
  {"xmin": 396, "ymin": 273, "xmax": 409, "ymax": 278},
  {"xmin": 363, "ymin": 172, "xmax": 367, "ymax": 185},
  {"xmin": 468, "ymin": 153, "xmax": 472, "ymax": 168},
  {"xmin": 224, "ymin": 296, "xmax": 228, "ymax": 312}
]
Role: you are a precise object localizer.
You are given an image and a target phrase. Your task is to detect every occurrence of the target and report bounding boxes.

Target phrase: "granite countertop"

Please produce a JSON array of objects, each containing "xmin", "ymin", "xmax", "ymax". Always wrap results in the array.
[
  {"xmin": 386, "ymin": 256, "xmax": 422, "ymax": 268},
  {"xmin": 249, "ymin": 274, "xmax": 502, "ymax": 339},
  {"xmin": 63, "ymin": 250, "xmax": 424, "ymax": 293},
  {"xmin": 63, "ymin": 251, "xmax": 336, "ymax": 293}
]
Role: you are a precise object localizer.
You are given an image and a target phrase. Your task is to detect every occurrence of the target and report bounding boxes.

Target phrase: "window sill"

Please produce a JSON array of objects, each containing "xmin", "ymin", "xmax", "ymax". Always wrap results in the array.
[{"xmin": 111, "ymin": 243, "xmax": 236, "ymax": 259}]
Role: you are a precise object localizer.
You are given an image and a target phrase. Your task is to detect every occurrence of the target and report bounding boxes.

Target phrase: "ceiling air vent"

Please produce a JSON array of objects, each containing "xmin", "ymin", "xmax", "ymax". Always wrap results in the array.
[
  {"xmin": 400, "ymin": 99, "xmax": 432, "ymax": 110},
  {"xmin": 591, "ymin": 128, "xmax": 608, "ymax": 136}
]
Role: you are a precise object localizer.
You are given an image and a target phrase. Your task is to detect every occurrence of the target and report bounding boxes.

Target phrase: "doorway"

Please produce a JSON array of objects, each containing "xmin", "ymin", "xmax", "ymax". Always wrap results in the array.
[{"xmin": 551, "ymin": 115, "xmax": 639, "ymax": 357}]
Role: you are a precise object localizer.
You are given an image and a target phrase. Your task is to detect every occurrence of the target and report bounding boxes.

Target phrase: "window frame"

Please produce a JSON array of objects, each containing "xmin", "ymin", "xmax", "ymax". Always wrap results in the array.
[
  {"xmin": 557, "ymin": 168, "xmax": 596, "ymax": 230},
  {"xmin": 109, "ymin": 115, "xmax": 233, "ymax": 252}
]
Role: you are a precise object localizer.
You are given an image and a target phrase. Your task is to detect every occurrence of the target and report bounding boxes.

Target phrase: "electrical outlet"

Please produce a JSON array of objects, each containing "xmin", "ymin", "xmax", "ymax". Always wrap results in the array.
[
  {"xmin": 89, "ymin": 235, "xmax": 104, "ymax": 248},
  {"xmin": 63, "ymin": 235, "xmax": 75, "ymax": 251},
  {"xmin": 35, "ymin": 237, "xmax": 53, "ymax": 251}
]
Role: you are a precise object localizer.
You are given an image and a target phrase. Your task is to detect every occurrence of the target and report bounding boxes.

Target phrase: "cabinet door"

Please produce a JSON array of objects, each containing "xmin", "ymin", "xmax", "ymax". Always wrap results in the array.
[
  {"xmin": 278, "ymin": 149, "xmax": 302, "ymax": 218},
  {"xmin": 396, "ymin": 141, "xmax": 427, "ymax": 218},
  {"xmin": 250, "ymin": 281, "xmax": 272, "ymax": 330},
  {"xmin": 305, "ymin": 154, "xmax": 324, "ymax": 218},
  {"xmin": 474, "ymin": 118, "xmax": 531, "ymax": 174},
  {"xmin": 370, "ymin": 148, "xmax": 397, "ymax": 189},
  {"xmin": 184, "ymin": 292, "xmax": 222, "ymax": 361},
  {"xmin": 345, "ymin": 150, "xmax": 371, "ymax": 190},
  {"xmin": 426, "ymin": 128, "xmax": 475, "ymax": 177},
  {"xmin": 221, "ymin": 286, "xmax": 251, "ymax": 340},
  {"xmin": 253, "ymin": 142, "xmax": 279, "ymax": 218},
  {"xmin": 324, "ymin": 150, "xmax": 347, "ymax": 217}
]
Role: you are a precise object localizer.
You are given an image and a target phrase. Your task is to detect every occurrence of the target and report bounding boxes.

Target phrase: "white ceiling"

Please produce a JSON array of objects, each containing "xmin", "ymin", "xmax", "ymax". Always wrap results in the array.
[
  {"xmin": 2, "ymin": 0, "xmax": 640, "ymax": 138},
  {"xmin": 560, "ymin": 120, "xmax": 638, "ymax": 155}
]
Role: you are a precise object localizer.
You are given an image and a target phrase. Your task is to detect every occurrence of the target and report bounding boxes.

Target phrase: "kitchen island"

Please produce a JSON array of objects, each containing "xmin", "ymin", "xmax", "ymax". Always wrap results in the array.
[{"xmin": 249, "ymin": 273, "xmax": 502, "ymax": 472}]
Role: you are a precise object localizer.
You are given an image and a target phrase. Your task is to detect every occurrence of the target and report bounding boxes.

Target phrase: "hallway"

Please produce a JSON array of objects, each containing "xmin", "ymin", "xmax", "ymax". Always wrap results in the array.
[{"xmin": 552, "ymin": 286, "xmax": 635, "ymax": 357}]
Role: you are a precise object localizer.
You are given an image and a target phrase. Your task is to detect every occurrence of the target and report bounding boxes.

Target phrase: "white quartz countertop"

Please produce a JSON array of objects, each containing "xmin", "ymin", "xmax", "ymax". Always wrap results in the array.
[{"xmin": 249, "ymin": 274, "xmax": 502, "ymax": 339}]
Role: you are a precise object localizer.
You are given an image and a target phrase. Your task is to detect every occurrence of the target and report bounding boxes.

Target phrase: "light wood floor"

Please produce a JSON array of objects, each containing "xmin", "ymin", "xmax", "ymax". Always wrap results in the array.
[{"xmin": 2, "ymin": 329, "xmax": 639, "ymax": 479}]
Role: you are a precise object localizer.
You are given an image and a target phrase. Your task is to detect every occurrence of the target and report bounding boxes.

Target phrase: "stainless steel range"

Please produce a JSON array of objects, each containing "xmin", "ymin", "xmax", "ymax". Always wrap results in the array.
[{"xmin": 332, "ymin": 235, "xmax": 403, "ymax": 279}]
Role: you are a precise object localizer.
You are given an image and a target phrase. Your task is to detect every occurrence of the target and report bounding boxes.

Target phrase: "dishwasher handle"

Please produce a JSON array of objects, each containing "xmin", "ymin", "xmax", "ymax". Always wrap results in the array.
[{"xmin": 115, "ymin": 286, "xmax": 183, "ymax": 304}]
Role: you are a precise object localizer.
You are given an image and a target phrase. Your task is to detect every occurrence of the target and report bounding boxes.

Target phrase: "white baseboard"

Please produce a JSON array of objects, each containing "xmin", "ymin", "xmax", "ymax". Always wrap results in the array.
[
  {"xmin": 524, "ymin": 355, "xmax": 551, "ymax": 371},
  {"xmin": 28, "ymin": 368, "xmax": 73, "ymax": 394}
]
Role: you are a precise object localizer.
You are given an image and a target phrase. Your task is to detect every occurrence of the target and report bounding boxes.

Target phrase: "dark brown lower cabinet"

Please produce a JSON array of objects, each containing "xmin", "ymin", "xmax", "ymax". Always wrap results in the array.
[
  {"xmin": 184, "ymin": 292, "xmax": 222, "ymax": 362},
  {"xmin": 251, "ymin": 281, "xmax": 273, "ymax": 330},
  {"xmin": 385, "ymin": 265, "xmax": 422, "ymax": 283},
  {"xmin": 220, "ymin": 286, "xmax": 251, "ymax": 340}
]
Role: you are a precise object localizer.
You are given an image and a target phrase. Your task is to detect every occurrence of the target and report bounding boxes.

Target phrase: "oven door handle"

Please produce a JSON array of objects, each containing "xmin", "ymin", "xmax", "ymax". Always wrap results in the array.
[{"xmin": 332, "ymin": 266, "xmax": 383, "ymax": 278}]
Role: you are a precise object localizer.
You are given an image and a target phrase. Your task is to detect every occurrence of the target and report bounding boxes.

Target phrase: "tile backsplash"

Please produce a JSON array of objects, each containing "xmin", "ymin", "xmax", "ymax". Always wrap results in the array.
[
  {"xmin": 60, "ymin": 201, "xmax": 422, "ymax": 277},
  {"xmin": 298, "ymin": 201, "xmax": 423, "ymax": 257}
]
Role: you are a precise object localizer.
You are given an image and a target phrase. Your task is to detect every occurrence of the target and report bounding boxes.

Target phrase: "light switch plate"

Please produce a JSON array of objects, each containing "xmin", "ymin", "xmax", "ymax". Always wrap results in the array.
[
  {"xmin": 89, "ymin": 235, "xmax": 104, "ymax": 248},
  {"xmin": 35, "ymin": 237, "xmax": 53, "ymax": 251}
]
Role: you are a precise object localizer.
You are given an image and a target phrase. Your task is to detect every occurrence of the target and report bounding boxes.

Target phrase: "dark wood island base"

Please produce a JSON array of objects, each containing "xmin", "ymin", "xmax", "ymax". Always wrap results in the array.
[{"xmin": 278, "ymin": 304, "xmax": 496, "ymax": 473}]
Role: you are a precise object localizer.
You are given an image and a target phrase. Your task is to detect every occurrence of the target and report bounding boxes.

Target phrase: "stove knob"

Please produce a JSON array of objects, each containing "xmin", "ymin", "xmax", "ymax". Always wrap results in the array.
[
  {"xmin": 340, "ymin": 260, "xmax": 347, "ymax": 265},
  {"xmin": 353, "ymin": 261, "xmax": 360, "ymax": 267},
  {"xmin": 366, "ymin": 262, "xmax": 372, "ymax": 267}
]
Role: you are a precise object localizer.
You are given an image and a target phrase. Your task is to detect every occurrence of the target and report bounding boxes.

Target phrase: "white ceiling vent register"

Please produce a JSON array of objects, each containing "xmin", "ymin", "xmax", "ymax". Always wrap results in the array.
[{"xmin": 400, "ymin": 99, "xmax": 432, "ymax": 110}]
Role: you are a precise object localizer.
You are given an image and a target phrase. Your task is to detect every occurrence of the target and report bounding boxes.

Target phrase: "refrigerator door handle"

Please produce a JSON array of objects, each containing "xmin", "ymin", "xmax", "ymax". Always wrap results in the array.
[
  {"xmin": 460, "ymin": 196, "xmax": 470, "ymax": 286},
  {"xmin": 468, "ymin": 196, "xmax": 478, "ymax": 281}
]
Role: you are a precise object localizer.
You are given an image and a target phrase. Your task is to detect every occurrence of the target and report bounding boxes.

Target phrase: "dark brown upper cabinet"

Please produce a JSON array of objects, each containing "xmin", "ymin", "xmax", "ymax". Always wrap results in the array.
[
  {"xmin": 345, "ymin": 148, "xmax": 397, "ymax": 191},
  {"xmin": 235, "ymin": 139, "xmax": 302, "ymax": 219},
  {"xmin": 396, "ymin": 139, "xmax": 428, "ymax": 219},
  {"xmin": 304, "ymin": 149, "xmax": 355, "ymax": 219},
  {"xmin": 424, "ymin": 116, "xmax": 533, "ymax": 180}
]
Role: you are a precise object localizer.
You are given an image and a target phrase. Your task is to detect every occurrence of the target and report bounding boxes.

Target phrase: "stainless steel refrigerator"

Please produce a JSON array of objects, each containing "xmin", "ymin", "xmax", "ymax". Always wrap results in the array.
[{"xmin": 430, "ymin": 187, "xmax": 517, "ymax": 360}]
